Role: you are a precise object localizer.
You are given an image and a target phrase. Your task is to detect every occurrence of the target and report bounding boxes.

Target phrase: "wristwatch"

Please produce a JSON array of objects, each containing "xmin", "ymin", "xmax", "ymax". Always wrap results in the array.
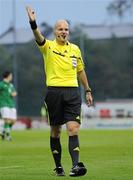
[{"xmin": 85, "ymin": 88, "xmax": 92, "ymax": 93}]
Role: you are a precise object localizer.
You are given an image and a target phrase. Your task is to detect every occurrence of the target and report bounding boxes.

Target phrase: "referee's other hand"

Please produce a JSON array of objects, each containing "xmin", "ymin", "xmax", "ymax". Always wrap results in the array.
[{"xmin": 86, "ymin": 92, "xmax": 93, "ymax": 107}]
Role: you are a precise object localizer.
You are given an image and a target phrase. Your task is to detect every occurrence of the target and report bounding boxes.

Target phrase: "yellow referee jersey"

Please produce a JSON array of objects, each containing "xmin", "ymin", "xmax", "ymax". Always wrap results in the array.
[{"xmin": 37, "ymin": 39, "xmax": 84, "ymax": 87}]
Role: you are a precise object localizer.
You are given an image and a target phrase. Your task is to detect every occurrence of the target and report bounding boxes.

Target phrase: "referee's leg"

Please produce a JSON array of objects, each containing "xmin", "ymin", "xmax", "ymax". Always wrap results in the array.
[
  {"xmin": 66, "ymin": 121, "xmax": 80, "ymax": 167},
  {"xmin": 50, "ymin": 125, "xmax": 65, "ymax": 176},
  {"xmin": 66, "ymin": 121, "xmax": 87, "ymax": 176}
]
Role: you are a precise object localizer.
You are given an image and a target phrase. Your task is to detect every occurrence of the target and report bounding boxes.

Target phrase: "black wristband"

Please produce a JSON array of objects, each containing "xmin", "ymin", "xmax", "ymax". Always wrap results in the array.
[{"xmin": 29, "ymin": 20, "xmax": 37, "ymax": 30}]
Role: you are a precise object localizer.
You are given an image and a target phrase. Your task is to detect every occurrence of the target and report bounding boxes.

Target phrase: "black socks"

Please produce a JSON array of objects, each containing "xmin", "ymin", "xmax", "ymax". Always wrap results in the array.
[
  {"xmin": 69, "ymin": 135, "xmax": 80, "ymax": 166},
  {"xmin": 50, "ymin": 137, "xmax": 62, "ymax": 167},
  {"xmin": 50, "ymin": 135, "xmax": 80, "ymax": 168}
]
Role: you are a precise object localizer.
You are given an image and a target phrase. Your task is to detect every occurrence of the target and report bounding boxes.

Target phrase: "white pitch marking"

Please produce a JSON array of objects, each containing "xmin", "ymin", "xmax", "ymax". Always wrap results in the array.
[{"xmin": 0, "ymin": 166, "xmax": 21, "ymax": 169}]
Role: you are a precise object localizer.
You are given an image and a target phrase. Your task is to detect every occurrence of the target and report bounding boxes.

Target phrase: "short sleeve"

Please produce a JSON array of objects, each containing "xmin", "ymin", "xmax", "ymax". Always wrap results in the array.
[
  {"xmin": 76, "ymin": 47, "xmax": 85, "ymax": 72},
  {"xmin": 36, "ymin": 39, "xmax": 49, "ymax": 55}
]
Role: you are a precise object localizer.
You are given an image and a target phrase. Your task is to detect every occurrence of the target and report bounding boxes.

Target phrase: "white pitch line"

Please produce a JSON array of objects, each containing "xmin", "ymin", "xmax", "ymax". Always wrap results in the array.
[{"xmin": 0, "ymin": 166, "xmax": 21, "ymax": 169}]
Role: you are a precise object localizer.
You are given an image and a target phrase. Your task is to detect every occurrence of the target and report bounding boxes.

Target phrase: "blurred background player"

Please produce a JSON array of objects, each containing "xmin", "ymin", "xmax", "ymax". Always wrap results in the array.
[
  {"xmin": 26, "ymin": 6, "xmax": 93, "ymax": 177},
  {"xmin": 40, "ymin": 105, "xmax": 48, "ymax": 124},
  {"xmin": 0, "ymin": 71, "xmax": 17, "ymax": 141}
]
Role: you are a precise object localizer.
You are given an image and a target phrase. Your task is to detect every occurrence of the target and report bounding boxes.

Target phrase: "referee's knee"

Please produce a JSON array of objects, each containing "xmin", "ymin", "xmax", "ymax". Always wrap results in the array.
[
  {"xmin": 66, "ymin": 121, "xmax": 80, "ymax": 136},
  {"xmin": 50, "ymin": 126, "xmax": 62, "ymax": 138}
]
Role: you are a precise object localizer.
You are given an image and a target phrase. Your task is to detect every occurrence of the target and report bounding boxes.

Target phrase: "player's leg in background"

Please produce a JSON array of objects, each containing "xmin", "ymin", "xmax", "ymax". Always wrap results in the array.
[
  {"xmin": 0, "ymin": 107, "xmax": 16, "ymax": 140},
  {"xmin": 3, "ymin": 119, "xmax": 12, "ymax": 141},
  {"xmin": 5, "ymin": 108, "xmax": 17, "ymax": 141},
  {"xmin": 7, "ymin": 119, "xmax": 16, "ymax": 140},
  {"xmin": 0, "ymin": 118, "xmax": 5, "ymax": 140},
  {"xmin": 1, "ymin": 118, "xmax": 16, "ymax": 141}
]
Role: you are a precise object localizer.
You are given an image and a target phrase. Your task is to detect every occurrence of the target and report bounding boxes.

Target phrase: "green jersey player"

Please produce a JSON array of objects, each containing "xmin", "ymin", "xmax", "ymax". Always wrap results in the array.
[{"xmin": 0, "ymin": 71, "xmax": 17, "ymax": 141}]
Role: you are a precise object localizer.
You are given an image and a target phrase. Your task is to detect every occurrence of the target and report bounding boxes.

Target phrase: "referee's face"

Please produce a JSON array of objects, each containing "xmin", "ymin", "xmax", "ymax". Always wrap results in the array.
[{"xmin": 54, "ymin": 20, "xmax": 69, "ymax": 45}]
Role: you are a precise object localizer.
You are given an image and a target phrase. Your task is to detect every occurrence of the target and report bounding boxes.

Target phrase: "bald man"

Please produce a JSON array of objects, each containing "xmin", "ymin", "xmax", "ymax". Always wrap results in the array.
[{"xmin": 26, "ymin": 6, "xmax": 93, "ymax": 177}]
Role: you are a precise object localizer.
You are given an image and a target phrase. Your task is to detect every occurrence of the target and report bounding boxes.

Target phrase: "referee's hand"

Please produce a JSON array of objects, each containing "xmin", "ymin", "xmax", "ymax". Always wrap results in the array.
[
  {"xmin": 26, "ymin": 6, "xmax": 36, "ymax": 22},
  {"xmin": 86, "ymin": 92, "xmax": 93, "ymax": 107}
]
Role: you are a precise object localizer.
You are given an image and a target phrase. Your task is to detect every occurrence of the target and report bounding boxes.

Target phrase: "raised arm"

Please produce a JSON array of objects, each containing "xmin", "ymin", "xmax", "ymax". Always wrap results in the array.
[{"xmin": 26, "ymin": 6, "xmax": 45, "ymax": 44}]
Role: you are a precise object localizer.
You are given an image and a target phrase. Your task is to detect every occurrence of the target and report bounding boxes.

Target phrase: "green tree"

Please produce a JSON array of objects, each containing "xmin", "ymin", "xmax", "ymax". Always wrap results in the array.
[
  {"xmin": 0, "ymin": 45, "xmax": 12, "ymax": 75},
  {"xmin": 107, "ymin": 0, "xmax": 133, "ymax": 21},
  {"xmin": 16, "ymin": 42, "xmax": 46, "ymax": 116}
]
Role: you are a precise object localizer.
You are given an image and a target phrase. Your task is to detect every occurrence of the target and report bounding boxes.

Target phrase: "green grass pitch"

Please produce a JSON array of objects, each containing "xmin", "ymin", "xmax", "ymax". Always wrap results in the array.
[{"xmin": 0, "ymin": 129, "xmax": 133, "ymax": 180}]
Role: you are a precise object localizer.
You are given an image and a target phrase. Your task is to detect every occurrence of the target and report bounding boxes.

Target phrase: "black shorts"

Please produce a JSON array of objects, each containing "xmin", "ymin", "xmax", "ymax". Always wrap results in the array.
[{"xmin": 45, "ymin": 87, "xmax": 82, "ymax": 126}]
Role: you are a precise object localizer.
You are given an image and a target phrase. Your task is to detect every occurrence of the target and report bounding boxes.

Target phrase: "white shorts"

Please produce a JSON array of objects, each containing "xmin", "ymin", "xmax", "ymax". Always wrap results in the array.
[{"xmin": 0, "ymin": 107, "xmax": 17, "ymax": 120}]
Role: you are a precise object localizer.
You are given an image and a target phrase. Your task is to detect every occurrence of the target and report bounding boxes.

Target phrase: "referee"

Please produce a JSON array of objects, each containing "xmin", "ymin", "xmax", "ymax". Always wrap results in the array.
[{"xmin": 26, "ymin": 6, "xmax": 93, "ymax": 177}]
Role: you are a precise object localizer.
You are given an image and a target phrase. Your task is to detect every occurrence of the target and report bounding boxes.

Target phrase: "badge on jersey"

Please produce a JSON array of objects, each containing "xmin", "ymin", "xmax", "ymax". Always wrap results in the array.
[
  {"xmin": 72, "ymin": 58, "xmax": 77, "ymax": 68},
  {"xmin": 72, "ymin": 57, "xmax": 77, "ymax": 68}
]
